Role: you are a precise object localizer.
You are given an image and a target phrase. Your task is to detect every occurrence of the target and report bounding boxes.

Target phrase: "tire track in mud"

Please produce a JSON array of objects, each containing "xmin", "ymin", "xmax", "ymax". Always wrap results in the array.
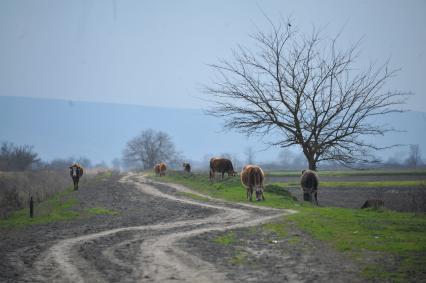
[{"xmin": 34, "ymin": 173, "xmax": 296, "ymax": 283}]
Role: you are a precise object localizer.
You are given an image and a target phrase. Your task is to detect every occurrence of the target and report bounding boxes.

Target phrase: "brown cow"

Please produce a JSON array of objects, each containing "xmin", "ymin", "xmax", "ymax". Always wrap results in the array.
[
  {"xmin": 300, "ymin": 169, "xmax": 319, "ymax": 205},
  {"xmin": 209, "ymin": 157, "xmax": 236, "ymax": 181},
  {"xmin": 69, "ymin": 163, "xmax": 84, "ymax": 191},
  {"xmin": 154, "ymin": 164, "xmax": 161, "ymax": 176},
  {"xmin": 241, "ymin": 165, "xmax": 265, "ymax": 201},
  {"xmin": 183, "ymin": 162, "xmax": 191, "ymax": 173},
  {"xmin": 159, "ymin": 163, "xmax": 167, "ymax": 176}
]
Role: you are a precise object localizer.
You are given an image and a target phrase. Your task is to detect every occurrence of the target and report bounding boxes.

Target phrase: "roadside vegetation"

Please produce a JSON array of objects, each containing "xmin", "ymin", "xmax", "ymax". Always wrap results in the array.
[
  {"xmin": 0, "ymin": 170, "xmax": 70, "ymax": 219},
  {"xmin": 0, "ymin": 171, "xmax": 118, "ymax": 228},
  {"xmin": 0, "ymin": 141, "xmax": 107, "ymax": 220},
  {"xmin": 150, "ymin": 171, "xmax": 426, "ymax": 282}
]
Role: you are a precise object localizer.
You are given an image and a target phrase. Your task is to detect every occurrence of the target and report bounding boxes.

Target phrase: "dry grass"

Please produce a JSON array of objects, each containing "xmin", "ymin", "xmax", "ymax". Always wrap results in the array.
[{"xmin": 0, "ymin": 170, "xmax": 71, "ymax": 219}]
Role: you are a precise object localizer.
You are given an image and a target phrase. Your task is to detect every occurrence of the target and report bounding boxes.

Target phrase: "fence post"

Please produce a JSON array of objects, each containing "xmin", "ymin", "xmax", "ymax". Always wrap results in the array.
[{"xmin": 30, "ymin": 196, "xmax": 34, "ymax": 218}]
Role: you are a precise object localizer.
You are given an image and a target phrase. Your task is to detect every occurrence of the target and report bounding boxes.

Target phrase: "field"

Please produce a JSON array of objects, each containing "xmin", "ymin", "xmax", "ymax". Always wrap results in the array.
[
  {"xmin": 266, "ymin": 169, "xmax": 426, "ymax": 212},
  {"xmin": 1, "ymin": 169, "xmax": 425, "ymax": 282},
  {"xmin": 151, "ymin": 169, "xmax": 426, "ymax": 282},
  {"xmin": 0, "ymin": 171, "xmax": 115, "ymax": 228}
]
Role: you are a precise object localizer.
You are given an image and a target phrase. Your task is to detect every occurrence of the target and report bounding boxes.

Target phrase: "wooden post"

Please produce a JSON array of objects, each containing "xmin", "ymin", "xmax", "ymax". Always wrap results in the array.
[{"xmin": 30, "ymin": 196, "xmax": 34, "ymax": 218}]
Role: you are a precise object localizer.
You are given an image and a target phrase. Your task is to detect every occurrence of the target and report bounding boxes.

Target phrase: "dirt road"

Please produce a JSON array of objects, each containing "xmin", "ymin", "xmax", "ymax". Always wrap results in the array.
[{"xmin": 0, "ymin": 173, "xmax": 361, "ymax": 282}]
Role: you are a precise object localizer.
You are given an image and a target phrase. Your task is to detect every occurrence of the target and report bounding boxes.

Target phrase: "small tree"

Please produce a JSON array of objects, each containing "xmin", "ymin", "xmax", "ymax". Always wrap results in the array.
[
  {"xmin": 244, "ymin": 147, "xmax": 255, "ymax": 164},
  {"xmin": 406, "ymin": 144, "xmax": 421, "ymax": 168},
  {"xmin": 205, "ymin": 19, "xmax": 408, "ymax": 170},
  {"xmin": 123, "ymin": 129, "xmax": 182, "ymax": 170}
]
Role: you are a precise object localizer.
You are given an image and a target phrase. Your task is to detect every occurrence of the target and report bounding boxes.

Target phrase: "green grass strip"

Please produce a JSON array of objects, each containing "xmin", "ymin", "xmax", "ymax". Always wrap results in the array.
[
  {"xmin": 0, "ymin": 187, "xmax": 79, "ymax": 228},
  {"xmin": 178, "ymin": 192, "xmax": 211, "ymax": 202},
  {"xmin": 214, "ymin": 230, "xmax": 237, "ymax": 245},
  {"xmin": 150, "ymin": 171, "xmax": 426, "ymax": 282},
  {"xmin": 86, "ymin": 207, "xmax": 119, "ymax": 216},
  {"xmin": 0, "ymin": 172, "xmax": 119, "ymax": 229}
]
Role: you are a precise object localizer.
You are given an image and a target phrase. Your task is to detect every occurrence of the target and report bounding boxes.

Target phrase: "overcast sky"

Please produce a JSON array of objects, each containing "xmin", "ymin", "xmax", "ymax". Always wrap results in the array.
[{"xmin": 1, "ymin": 0, "xmax": 425, "ymax": 111}]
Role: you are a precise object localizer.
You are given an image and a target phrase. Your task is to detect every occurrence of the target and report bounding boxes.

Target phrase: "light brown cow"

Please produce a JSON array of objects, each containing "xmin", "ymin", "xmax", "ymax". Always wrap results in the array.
[
  {"xmin": 159, "ymin": 163, "xmax": 167, "ymax": 176},
  {"xmin": 241, "ymin": 165, "xmax": 265, "ymax": 201},
  {"xmin": 154, "ymin": 164, "xmax": 161, "ymax": 176},
  {"xmin": 209, "ymin": 157, "xmax": 236, "ymax": 181}
]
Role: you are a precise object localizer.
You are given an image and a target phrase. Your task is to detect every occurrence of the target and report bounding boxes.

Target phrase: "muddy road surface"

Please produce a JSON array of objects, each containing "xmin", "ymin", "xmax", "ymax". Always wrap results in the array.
[{"xmin": 0, "ymin": 173, "xmax": 361, "ymax": 282}]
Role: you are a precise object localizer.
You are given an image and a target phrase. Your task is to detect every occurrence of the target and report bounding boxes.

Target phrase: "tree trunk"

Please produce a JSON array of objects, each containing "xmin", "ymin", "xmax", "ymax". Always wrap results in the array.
[{"xmin": 308, "ymin": 158, "xmax": 317, "ymax": 171}]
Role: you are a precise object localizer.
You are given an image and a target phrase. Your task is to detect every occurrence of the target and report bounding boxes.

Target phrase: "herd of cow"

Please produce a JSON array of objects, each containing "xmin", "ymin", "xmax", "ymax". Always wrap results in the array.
[{"xmin": 154, "ymin": 157, "xmax": 319, "ymax": 204}]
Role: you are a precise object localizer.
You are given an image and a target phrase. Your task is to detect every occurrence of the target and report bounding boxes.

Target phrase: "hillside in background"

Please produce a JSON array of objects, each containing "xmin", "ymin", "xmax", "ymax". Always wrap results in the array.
[{"xmin": 1, "ymin": 96, "xmax": 425, "ymax": 167}]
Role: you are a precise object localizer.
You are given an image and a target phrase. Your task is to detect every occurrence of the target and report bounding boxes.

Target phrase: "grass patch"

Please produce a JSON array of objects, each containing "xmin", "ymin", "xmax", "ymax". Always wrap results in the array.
[
  {"xmin": 265, "ymin": 183, "xmax": 298, "ymax": 198},
  {"xmin": 214, "ymin": 231, "xmax": 237, "ymax": 245},
  {"xmin": 86, "ymin": 207, "xmax": 118, "ymax": 216},
  {"xmin": 230, "ymin": 249, "xmax": 249, "ymax": 265},
  {"xmin": 288, "ymin": 235, "xmax": 301, "ymax": 245},
  {"xmin": 0, "ymin": 172, "xmax": 119, "ymax": 229},
  {"xmin": 149, "ymin": 171, "xmax": 426, "ymax": 282},
  {"xmin": 178, "ymin": 192, "xmax": 211, "ymax": 202},
  {"xmin": 150, "ymin": 172, "xmax": 300, "ymax": 209},
  {"xmin": 94, "ymin": 171, "xmax": 113, "ymax": 182},
  {"xmin": 263, "ymin": 222, "xmax": 288, "ymax": 238},
  {"xmin": 0, "ymin": 186, "xmax": 79, "ymax": 228},
  {"xmin": 288, "ymin": 207, "xmax": 426, "ymax": 253}
]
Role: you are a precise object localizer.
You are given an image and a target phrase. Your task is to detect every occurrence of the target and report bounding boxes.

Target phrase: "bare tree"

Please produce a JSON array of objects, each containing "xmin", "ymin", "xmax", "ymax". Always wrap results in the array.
[
  {"xmin": 406, "ymin": 144, "xmax": 421, "ymax": 168},
  {"xmin": 232, "ymin": 153, "xmax": 241, "ymax": 171},
  {"xmin": 205, "ymin": 20, "xmax": 408, "ymax": 170},
  {"xmin": 244, "ymin": 147, "xmax": 255, "ymax": 164},
  {"xmin": 123, "ymin": 129, "xmax": 182, "ymax": 170}
]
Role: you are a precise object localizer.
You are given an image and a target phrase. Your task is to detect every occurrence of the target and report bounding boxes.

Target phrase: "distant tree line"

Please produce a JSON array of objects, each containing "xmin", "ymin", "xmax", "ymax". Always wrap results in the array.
[
  {"xmin": 0, "ymin": 142, "xmax": 39, "ymax": 171},
  {"xmin": 383, "ymin": 144, "xmax": 424, "ymax": 169},
  {"xmin": 39, "ymin": 156, "xmax": 93, "ymax": 170},
  {"xmin": 0, "ymin": 141, "xmax": 101, "ymax": 172}
]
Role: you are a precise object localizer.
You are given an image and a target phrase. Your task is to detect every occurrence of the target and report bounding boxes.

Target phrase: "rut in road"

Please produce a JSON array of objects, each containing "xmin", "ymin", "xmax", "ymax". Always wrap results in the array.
[{"xmin": 33, "ymin": 173, "xmax": 296, "ymax": 283}]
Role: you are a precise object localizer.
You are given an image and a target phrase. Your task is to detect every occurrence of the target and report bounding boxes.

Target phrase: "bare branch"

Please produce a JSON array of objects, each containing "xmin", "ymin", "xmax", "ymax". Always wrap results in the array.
[{"xmin": 204, "ymin": 19, "xmax": 409, "ymax": 170}]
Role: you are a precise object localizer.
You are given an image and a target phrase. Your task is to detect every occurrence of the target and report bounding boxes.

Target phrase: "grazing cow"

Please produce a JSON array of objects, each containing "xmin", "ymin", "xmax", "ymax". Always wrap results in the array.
[
  {"xmin": 209, "ymin": 157, "xmax": 236, "ymax": 180},
  {"xmin": 69, "ymin": 163, "xmax": 84, "ymax": 191},
  {"xmin": 159, "ymin": 163, "xmax": 167, "ymax": 176},
  {"xmin": 154, "ymin": 164, "xmax": 161, "ymax": 176},
  {"xmin": 183, "ymin": 162, "xmax": 191, "ymax": 173},
  {"xmin": 241, "ymin": 165, "xmax": 265, "ymax": 201},
  {"xmin": 300, "ymin": 169, "xmax": 319, "ymax": 205}
]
